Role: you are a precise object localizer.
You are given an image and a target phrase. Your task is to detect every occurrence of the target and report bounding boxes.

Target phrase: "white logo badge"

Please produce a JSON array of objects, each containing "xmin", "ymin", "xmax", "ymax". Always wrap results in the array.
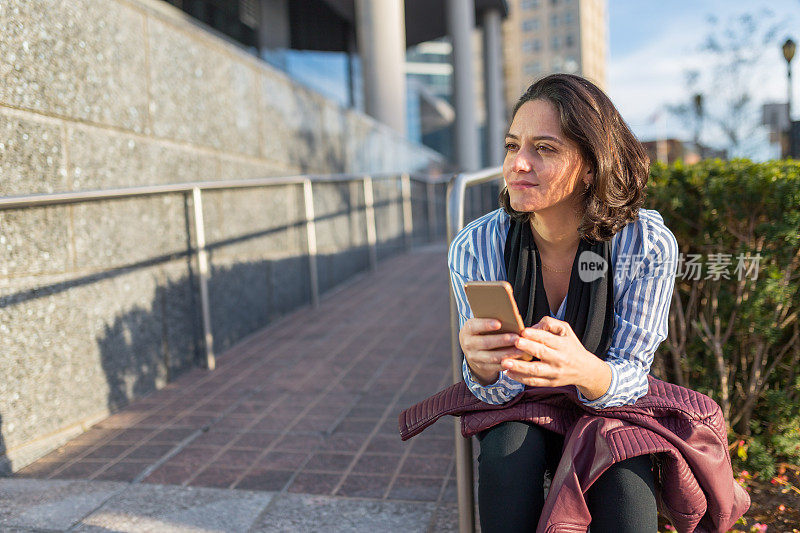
[{"xmin": 578, "ymin": 250, "xmax": 608, "ymax": 283}]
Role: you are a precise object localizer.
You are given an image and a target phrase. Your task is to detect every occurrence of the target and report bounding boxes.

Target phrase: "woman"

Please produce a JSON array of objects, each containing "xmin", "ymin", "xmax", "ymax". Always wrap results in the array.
[{"xmin": 448, "ymin": 73, "xmax": 679, "ymax": 532}]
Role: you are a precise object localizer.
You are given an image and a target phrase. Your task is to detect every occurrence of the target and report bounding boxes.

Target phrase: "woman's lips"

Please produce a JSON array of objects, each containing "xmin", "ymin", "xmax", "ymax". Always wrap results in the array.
[{"xmin": 507, "ymin": 182, "xmax": 539, "ymax": 190}]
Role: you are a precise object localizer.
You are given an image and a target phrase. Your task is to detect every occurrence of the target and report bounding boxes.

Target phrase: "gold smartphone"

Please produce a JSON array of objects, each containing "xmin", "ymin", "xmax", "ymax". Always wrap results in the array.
[{"xmin": 464, "ymin": 281, "xmax": 525, "ymax": 335}]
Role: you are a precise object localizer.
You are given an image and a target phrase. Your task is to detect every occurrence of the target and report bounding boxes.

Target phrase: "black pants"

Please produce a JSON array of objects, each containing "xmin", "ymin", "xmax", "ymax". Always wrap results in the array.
[{"xmin": 476, "ymin": 421, "xmax": 658, "ymax": 533}]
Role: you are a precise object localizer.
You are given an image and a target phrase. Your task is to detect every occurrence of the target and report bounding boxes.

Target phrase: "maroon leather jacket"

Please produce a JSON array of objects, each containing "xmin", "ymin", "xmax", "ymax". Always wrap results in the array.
[{"xmin": 398, "ymin": 374, "xmax": 749, "ymax": 533}]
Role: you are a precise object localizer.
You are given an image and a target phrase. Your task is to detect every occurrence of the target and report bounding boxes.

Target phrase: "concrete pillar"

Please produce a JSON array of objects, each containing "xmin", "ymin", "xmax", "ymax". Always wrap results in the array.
[
  {"xmin": 355, "ymin": 0, "xmax": 407, "ymax": 136},
  {"xmin": 447, "ymin": 0, "xmax": 481, "ymax": 172},
  {"xmin": 257, "ymin": 0, "xmax": 290, "ymax": 51},
  {"xmin": 482, "ymin": 8, "xmax": 505, "ymax": 167}
]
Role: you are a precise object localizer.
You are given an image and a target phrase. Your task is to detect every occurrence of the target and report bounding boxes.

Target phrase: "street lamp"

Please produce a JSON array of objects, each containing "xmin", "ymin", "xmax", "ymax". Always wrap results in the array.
[
  {"xmin": 693, "ymin": 93, "xmax": 704, "ymax": 159},
  {"xmin": 782, "ymin": 38, "xmax": 795, "ymax": 158}
]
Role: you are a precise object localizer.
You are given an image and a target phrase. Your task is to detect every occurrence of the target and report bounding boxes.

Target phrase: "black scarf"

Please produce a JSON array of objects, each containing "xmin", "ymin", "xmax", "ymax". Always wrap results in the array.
[{"xmin": 503, "ymin": 217, "xmax": 615, "ymax": 360}]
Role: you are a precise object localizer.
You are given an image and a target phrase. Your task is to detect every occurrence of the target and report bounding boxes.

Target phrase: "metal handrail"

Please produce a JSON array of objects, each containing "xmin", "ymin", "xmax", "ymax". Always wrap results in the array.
[
  {"xmin": 1, "ymin": 171, "xmax": 450, "ymax": 370},
  {"xmin": 446, "ymin": 166, "xmax": 504, "ymax": 533}
]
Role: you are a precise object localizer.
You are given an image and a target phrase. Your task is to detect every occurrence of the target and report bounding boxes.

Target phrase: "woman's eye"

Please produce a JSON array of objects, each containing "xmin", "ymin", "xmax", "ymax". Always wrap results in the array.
[
  {"xmin": 536, "ymin": 145, "xmax": 553, "ymax": 153},
  {"xmin": 504, "ymin": 143, "xmax": 517, "ymax": 151}
]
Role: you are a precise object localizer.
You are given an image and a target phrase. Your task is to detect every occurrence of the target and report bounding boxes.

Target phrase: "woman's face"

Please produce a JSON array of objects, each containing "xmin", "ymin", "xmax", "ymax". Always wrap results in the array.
[{"xmin": 503, "ymin": 98, "xmax": 590, "ymax": 214}]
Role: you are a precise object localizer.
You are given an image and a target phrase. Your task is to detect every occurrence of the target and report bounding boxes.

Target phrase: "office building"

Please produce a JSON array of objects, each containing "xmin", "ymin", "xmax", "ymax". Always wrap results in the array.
[{"xmin": 502, "ymin": 0, "xmax": 607, "ymax": 115}]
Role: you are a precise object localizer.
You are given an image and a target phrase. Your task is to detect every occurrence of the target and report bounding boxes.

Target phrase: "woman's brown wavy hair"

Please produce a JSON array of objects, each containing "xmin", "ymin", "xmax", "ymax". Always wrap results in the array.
[{"xmin": 499, "ymin": 73, "xmax": 649, "ymax": 242}]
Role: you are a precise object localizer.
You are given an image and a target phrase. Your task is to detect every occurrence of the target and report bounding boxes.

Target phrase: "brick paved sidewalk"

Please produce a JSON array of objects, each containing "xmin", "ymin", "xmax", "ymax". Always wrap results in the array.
[{"xmin": 10, "ymin": 244, "xmax": 479, "ymax": 531}]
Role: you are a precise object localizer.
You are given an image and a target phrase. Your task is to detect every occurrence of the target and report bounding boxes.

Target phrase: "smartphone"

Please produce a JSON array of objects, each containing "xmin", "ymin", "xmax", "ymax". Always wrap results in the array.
[{"xmin": 464, "ymin": 281, "xmax": 525, "ymax": 335}]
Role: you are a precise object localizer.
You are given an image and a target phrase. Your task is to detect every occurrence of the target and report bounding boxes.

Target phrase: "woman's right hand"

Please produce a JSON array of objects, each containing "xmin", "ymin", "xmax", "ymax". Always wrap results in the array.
[{"xmin": 460, "ymin": 318, "xmax": 529, "ymax": 386}]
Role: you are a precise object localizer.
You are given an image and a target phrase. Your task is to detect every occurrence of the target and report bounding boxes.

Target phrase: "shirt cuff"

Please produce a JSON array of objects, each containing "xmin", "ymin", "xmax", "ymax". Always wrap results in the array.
[
  {"xmin": 576, "ymin": 362, "xmax": 618, "ymax": 409},
  {"xmin": 462, "ymin": 358, "xmax": 523, "ymax": 404}
]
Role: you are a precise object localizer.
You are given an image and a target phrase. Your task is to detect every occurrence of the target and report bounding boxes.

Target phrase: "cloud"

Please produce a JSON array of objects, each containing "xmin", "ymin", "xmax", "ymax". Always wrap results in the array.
[{"xmin": 607, "ymin": 2, "xmax": 799, "ymax": 157}]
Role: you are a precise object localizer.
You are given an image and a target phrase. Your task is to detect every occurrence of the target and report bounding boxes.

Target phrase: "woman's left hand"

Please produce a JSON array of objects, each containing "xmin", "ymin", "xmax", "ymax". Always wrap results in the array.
[{"xmin": 501, "ymin": 316, "xmax": 596, "ymax": 388}]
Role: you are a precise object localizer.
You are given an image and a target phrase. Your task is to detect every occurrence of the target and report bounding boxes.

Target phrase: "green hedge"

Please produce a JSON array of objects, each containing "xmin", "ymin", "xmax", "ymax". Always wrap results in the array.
[{"xmin": 646, "ymin": 159, "xmax": 800, "ymax": 478}]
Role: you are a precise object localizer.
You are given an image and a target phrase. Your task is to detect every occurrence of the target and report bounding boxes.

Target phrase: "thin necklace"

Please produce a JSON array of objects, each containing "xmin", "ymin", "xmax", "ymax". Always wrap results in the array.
[{"xmin": 541, "ymin": 262, "xmax": 571, "ymax": 273}]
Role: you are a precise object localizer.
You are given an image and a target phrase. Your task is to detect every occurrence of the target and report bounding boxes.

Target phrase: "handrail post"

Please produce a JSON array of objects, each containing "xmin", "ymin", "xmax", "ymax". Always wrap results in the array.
[
  {"xmin": 191, "ymin": 187, "xmax": 215, "ymax": 370},
  {"xmin": 401, "ymin": 173, "xmax": 413, "ymax": 251},
  {"xmin": 447, "ymin": 175, "xmax": 474, "ymax": 533},
  {"xmin": 426, "ymin": 181, "xmax": 437, "ymax": 242},
  {"xmin": 446, "ymin": 167, "xmax": 503, "ymax": 533},
  {"xmin": 363, "ymin": 176, "xmax": 378, "ymax": 271},
  {"xmin": 303, "ymin": 179, "xmax": 320, "ymax": 308}
]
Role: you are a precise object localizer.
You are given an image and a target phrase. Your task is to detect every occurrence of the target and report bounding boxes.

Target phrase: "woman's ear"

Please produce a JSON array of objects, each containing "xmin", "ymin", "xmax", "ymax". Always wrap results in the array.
[{"xmin": 584, "ymin": 167, "xmax": 594, "ymax": 187}]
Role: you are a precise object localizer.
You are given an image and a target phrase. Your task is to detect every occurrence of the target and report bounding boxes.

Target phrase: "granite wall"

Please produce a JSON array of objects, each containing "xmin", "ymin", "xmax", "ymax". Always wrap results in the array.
[{"xmin": 0, "ymin": 0, "xmax": 448, "ymax": 472}]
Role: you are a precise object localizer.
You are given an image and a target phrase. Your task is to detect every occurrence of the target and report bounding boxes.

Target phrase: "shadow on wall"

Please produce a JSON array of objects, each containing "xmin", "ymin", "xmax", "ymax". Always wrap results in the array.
[{"xmin": 0, "ymin": 419, "xmax": 7, "ymax": 476}]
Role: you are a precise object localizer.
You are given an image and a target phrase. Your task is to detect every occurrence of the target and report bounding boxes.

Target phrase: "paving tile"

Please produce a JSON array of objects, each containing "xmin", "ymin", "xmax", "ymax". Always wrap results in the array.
[
  {"xmin": 287, "ymin": 472, "xmax": 341, "ymax": 495},
  {"xmin": 249, "ymin": 493, "xmax": 435, "ymax": 531},
  {"xmin": 230, "ymin": 432, "xmax": 279, "ymax": 450},
  {"xmin": 93, "ymin": 412, "xmax": 146, "ymax": 428},
  {"xmin": 234, "ymin": 469, "xmax": 293, "ymax": 491},
  {"xmin": 13, "ymin": 460, "xmax": 67, "ymax": 478},
  {"xmin": 187, "ymin": 466, "xmax": 245, "ymax": 489},
  {"xmin": 109, "ymin": 428, "xmax": 158, "ymax": 444},
  {"xmin": 141, "ymin": 463, "xmax": 198, "ymax": 486},
  {"xmin": 252, "ymin": 416, "xmax": 298, "ymax": 432},
  {"xmin": 258, "ymin": 451, "xmax": 308, "ymax": 470},
  {"xmin": 269, "ymin": 432, "xmax": 322, "ymax": 451},
  {"xmin": 36, "ymin": 443, "xmax": 95, "ymax": 463},
  {"xmin": 0, "ymin": 479, "xmax": 125, "ymax": 530},
  {"xmin": 440, "ymin": 477, "xmax": 457, "ymax": 503},
  {"xmin": 428, "ymin": 503, "xmax": 462, "ymax": 532},
  {"xmin": 365, "ymin": 434, "xmax": 409, "ymax": 455},
  {"xmin": 209, "ymin": 449, "xmax": 263, "ymax": 470},
  {"xmin": 351, "ymin": 453, "xmax": 402, "ymax": 476},
  {"xmin": 170, "ymin": 414, "xmax": 217, "ymax": 428},
  {"xmin": 147, "ymin": 428, "xmax": 196, "ymax": 443},
  {"xmin": 83, "ymin": 444, "xmax": 132, "ymax": 460},
  {"xmin": 409, "ymin": 436, "xmax": 456, "ymax": 457},
  {"xmin": 49, "ymin": 461, "xmax": 107, "ymax": 480},
  {"xmin": 400, "ymin": 455, "xmax": 452, "ymax": 478},
  {"xmin": 167, "ymin": 446, "xmax": 217, "ymax": 467},
  {"xmin": 73, "ymin": 483, "xmax": 273, "ymax": 532},
  {"xmin": 334, "ymin": 418, "xmax": 379, "ymax": 434},
  {"xmin": 192, "ymin": 429, "xmax": 239, "ymax": 447},
  {"xmin": 336, "ymin": 474, "xmax": 393, "ymax": 498},
  {"xmin": 213, "ymin": 415, "xmax": 254, "ymax": 431},
  {"xmin": 123, "ymin": 444, "xmax": 176, "ymax": 461},
  {"xmin": 347, "ymin": 405, "xmax": 387, "ymax": 419},
  {"xmin": 302, "ymin": 453, "xmax": 355, "ymax": 473},
  {"xmin": 388, "ymin": 476, "xmax": 442, "ymax": 502},
  {"xmin": 317, "ymin": 434, "xmax": 364, "ymax": 453},
  {"xmin": 227, "ymin": 401, "xmax": 273, "ymax": 416},
  {"xmin": 91, "ymin": 461, "xmax": 147, "ymax": 482},
  {"xmin": 137, "ymin": 413, "xmax": 177, "ymax": 427},
  {"xmin": 292, "ymin": 416, "xmax": 333, "ymax": 433}
]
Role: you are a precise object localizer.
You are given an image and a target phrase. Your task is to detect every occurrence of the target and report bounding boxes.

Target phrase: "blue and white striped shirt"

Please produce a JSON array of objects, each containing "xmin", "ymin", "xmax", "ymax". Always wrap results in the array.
[{"xmin": 448, "ymin": 207, "xmax": 679, "ymax": 409}]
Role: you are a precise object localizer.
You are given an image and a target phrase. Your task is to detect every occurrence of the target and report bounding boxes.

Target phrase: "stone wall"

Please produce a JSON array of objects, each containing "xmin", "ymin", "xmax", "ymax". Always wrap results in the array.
[{"xmin": 0, "ymin": 0, "xmax": 447, "ymax": 472}]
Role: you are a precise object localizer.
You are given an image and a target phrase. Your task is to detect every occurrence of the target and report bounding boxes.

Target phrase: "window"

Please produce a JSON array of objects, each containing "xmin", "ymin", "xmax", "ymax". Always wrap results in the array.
[
  {"xmin": 565, "ymin": 33, "xmax": 574, "ymax": 47},
  {"xmin": 551, "ymin": 35, "xmax": 559, "ymax": 50},
  {"xmin": 522, "ymin": 18, "xmax": 540, "ymax": 32},
  {"xmin": 550, "ymin": 0, "xmax": 558, "ymax": 5},
  {"xmin": 564, "ymin": 12, "xmax": 574, "ymax": 24},
  {"xmin": 550, "ymin": 13, "xmax": 558, "ymax": 27},
  {"xmin": 522, "ymin": 39, "xmax": 542, "ymax": 54},
  {"xmin": 523, "ymin": 39, "xmax": 534, "ymax": 54},
  {"xmin": 524, "ymin": 61, "xmax": 541, "ymax": 76},
  {"xmin": 521, "ymin": 0, "xmax": 539, "ymax": 9}
]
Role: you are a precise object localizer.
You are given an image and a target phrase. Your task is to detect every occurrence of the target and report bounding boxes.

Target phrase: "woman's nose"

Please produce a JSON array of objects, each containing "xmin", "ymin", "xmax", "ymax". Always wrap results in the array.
[{"xmin": 512, "ymin": 150, "xmax": 533, "ymax": 173}]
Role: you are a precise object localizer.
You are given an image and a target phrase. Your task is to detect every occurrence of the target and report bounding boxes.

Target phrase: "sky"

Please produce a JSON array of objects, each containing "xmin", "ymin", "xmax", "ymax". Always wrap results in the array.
[{"xmin": 607, "ymin": 0, "xmax": 800, "ymax": 160}]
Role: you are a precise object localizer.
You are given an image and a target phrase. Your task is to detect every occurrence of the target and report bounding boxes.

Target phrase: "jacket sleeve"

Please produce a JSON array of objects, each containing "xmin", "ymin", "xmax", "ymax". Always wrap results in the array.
[
  {"xmin": 576, "ymin": 215, "xmax": 679, "ymax": 408},
  {"xmin": 448, "ymin": 226, "xmax": 525, "ymax": 405}
]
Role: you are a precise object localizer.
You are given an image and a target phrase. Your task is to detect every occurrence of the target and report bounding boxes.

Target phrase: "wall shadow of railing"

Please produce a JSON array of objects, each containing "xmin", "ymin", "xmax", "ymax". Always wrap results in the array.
[{"xmin": 0, "ymin": 173, "xmax": 455, "ymax": 472}]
